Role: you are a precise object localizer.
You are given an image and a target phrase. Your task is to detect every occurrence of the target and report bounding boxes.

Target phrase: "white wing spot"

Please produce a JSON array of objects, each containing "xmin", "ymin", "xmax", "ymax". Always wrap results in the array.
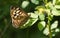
[{"xmin": 16, "ymin": 10, "xmax": 20, "ymax": 13}]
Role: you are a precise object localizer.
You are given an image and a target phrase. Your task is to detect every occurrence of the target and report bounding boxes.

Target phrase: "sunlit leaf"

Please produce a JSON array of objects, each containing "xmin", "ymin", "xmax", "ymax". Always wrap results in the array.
[
  {"xmin": 51, "ymin": 21, "xmax": 58, "ymax": 29},
  {"xmin": 20, "ymin": 13, "xmax": 38, "ymax": 29},
  {"xmin": 43, "ymin": 25, "xmax": 49, "ymax": 35},
  {"xmin": 55, "ymin": 28, "xmax": 60, "ymax": 32},
  {"xmin": 34, "ymin": 11, "xmax": 39, "ymax": 15},
  {"xmin": 29, "ymin": 13, "xmax": 38, "ymax": 18},
  {"xmin": 35, "ymin": 6, "xmax": 45, "ymax": 10},
  {"xmin": 48, "ymin": 2, "xmax": 60, "ymax": 16},
  {"xmin": 55, "ymin": 5, "xmax": 60, "ymax": 9},
  {"xmin": 21, "ymin": 1, "xmax": 29, "ymax": 8},
  {"xmin": 53, "ymin": 0, "xmax": 56, "ymax": 5},
  {"xmin": 52, "ymin": 8, "xmax": 60, "ymax": 16},
  {"xmin": 38, "ymin": 21, "xmax": 46, "ymax": 31},
  {"xmin": 39, "ymin": 13, "xmax": 45, "ymax": 21},
  {"xmin": 31, "ymin": 0, "xmax": 39, "ymax": 5}
]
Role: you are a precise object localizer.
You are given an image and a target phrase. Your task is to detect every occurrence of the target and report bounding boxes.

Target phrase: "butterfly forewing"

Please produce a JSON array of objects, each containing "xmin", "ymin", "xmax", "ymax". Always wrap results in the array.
[{"xmin": 10, "ymin": 6, "xmax": 29, "ymax": 28}]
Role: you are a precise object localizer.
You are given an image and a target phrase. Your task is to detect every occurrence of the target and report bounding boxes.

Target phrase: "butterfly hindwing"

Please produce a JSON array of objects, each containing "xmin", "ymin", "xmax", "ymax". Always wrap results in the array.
[{"xmin": 10, "ymin": 6, "xmax": 29, "ymax": 28}]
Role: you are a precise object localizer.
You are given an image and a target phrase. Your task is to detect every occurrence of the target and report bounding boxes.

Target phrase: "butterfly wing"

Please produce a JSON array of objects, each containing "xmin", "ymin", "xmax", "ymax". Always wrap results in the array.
[{"xmin": 10, "ymin": 6, "xmax": 29, "ymax": 28}]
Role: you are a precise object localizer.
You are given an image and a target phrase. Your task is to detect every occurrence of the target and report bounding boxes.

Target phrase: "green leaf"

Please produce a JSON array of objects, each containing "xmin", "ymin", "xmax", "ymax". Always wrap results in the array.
[
  {"xmin": 31, "ymin": 0, "xmax": 39, "ymax": 5},
  {"xmin": 51, "ymin": 21, "xmax": 58, "ymax": 29},
  {"xmin": 48, "ymin": 3, "xmax": 60, "ymax": 16},
  {"xmin": 29, "ymin": 13, "xmax": 38, "ymax": 18},
  {"xmin": 52, "ymin": 28, "xmax": 60, "ymax": 37},
  {"xmin": 53, "ymin": 0, "xmax": 56, "ymax": 5},
  {"xmin": 39, "ymin": 13, "xmax": 45, "ymax": 21},
  {"xmin": 34, "ymin": 11, "xmax": 39, "ymax": 15},
  {"xmin": 48, "ymin": 15, "xmax": 53, "ymax": 21},
  {"xmin": 38, "ymin": 21, "xmax": 46, "ymax": 31},
  {"xmin": 55, "ymin": 28, "xmax": 60, "ymax": 32},
  {"xmin": 35, "ymin": 6, "xmax": 45, "ymax": 10},
  {"xmin": 52, "ymin": 7, "xmax": 60, "ymax": 16},
  {"xmin": 43, "ymin": 26, "xmax": 49, "ymax": 35},
  {"xmin": 20, "ymin": 13, "xmax": 38, "ymax": 29},
  {"xmin": 52, "ymin": 34, "xmax": 56, "ymax": 37},
  {"xmin": 21, "ymin": 1, "xmax": 29, "ymax": 8},
  {"xmin": 55, "ymin": 5, "xmax": 60, "ymax": 9}
]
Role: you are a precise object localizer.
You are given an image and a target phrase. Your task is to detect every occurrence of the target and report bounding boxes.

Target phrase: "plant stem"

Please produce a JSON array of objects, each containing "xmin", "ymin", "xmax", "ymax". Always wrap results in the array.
[
  {"xmin": 48, "ymin": 15, "xmax": 52, "ymax": 38},
  {"xmin": 48, "ymin": 20, "xmax": 52, "ymax": 38}
]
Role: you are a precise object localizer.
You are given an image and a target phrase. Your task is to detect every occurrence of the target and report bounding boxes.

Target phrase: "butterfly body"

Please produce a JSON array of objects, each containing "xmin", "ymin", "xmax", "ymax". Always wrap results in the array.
[{"xmin": 10, "ymin": 6, "xmax": 29, "ymax": 28}]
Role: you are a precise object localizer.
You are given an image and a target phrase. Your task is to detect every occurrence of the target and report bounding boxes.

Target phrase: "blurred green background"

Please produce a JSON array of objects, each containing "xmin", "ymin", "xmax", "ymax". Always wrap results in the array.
[{"xmin": 0, "ymin": 0, "xmax": 60, "ymax": 38}]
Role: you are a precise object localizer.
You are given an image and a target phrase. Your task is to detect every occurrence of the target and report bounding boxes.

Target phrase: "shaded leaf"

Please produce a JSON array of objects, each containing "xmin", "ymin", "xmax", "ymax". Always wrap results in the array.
[
  {"xmin": 55, "ymin": 28, "xmax": 60, "ymax": 32},
  {"xmin": 38, "ymin": 21, "xmax": 46, "ymax": 31}
]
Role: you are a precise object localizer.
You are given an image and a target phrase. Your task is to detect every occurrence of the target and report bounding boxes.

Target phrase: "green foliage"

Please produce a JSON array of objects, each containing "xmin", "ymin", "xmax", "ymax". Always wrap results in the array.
[
  {"xmin": 51, "ymin": 21, "xmax": 58, "ymax": 30},
  {"xmin": 38, "ymin": 21, "xmax": 46, "ymax": 31},
  {"xmin": 21, "ymin": 1, "xmax": 29, "ymax": 8},
  {"xmin": 31, "ymin": 0, "xmax": 39, "ymax": 5},
  {"xmin": 20, "ymin": 13, "xmax": 38, "ymax": 29},
  {"xmin": 0, "ymin": 0, "xmax": 60, "ymax": 38}
]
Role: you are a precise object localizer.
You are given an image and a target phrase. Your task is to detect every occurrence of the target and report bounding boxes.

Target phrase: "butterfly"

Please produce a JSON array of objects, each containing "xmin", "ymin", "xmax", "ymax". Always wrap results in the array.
[{"xmin": 10, "ymin": 6, "xmax": 29, "ymax": 28}]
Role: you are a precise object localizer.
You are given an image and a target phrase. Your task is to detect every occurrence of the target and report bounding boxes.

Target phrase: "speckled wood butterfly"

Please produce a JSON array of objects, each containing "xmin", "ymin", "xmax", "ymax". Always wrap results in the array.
[{"xmin": 10, "ymin": 6, "xmax": 29, "ymax": 28}]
